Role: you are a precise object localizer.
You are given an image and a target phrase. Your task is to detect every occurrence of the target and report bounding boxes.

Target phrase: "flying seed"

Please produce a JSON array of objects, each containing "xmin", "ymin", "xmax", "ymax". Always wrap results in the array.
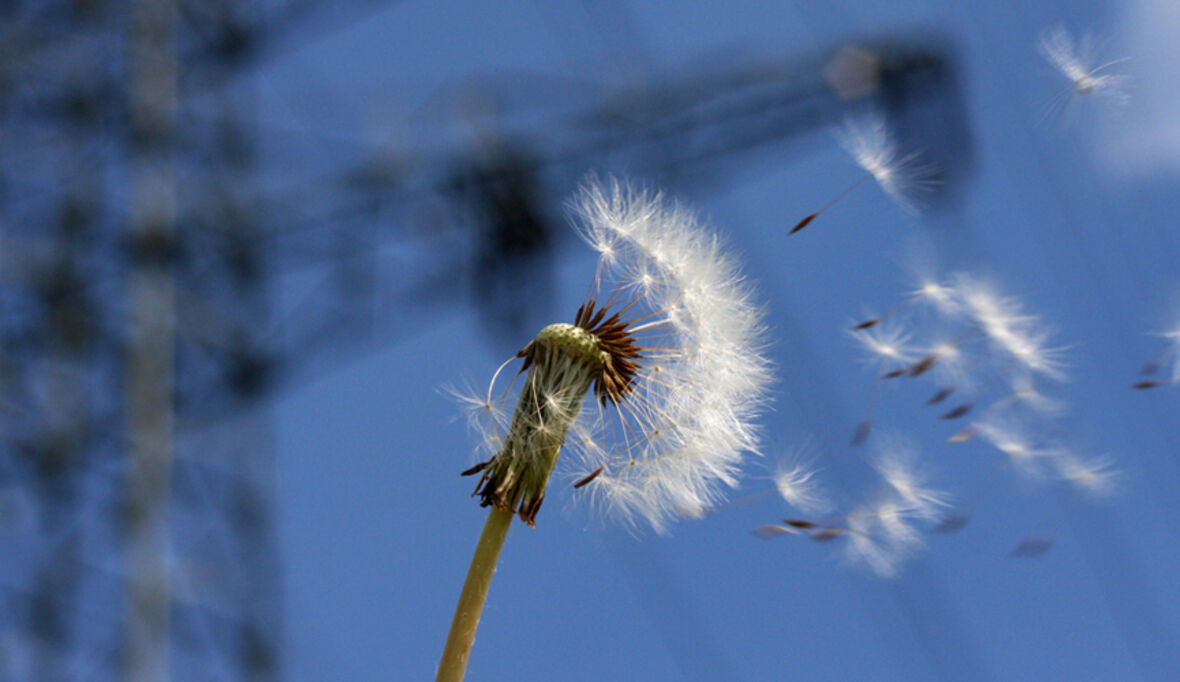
[
  {"xmin": 940, "ymin": 403, "xmax": 972, "ymax": 420},
  {"xmin": 790, "ymin": 213, "xmax": 819, "ymax": 234},
  {"xmin": 908, "ymin": 354, "xmax": 938, "ymax": 377},
  {"xmin": 783, "ymin": 519, "xmax": 817, "ymax": 529}
]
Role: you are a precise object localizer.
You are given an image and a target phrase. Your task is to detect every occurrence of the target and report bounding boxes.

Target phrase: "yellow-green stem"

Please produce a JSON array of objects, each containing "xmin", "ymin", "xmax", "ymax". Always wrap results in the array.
[{"xmin": 437, "ymin": 507, "xmax": 513, "ymax": 682}]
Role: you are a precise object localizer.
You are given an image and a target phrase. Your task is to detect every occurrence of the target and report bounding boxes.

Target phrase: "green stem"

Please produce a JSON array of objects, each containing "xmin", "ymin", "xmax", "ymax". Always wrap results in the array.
[{"xmin": 437, "ymin": 507, "xmax": 514, "ymax": 682}]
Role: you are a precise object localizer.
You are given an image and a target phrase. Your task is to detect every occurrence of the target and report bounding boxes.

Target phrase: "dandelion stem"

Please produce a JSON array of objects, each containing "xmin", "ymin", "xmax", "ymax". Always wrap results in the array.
[{"xmin": 437, "ymin": 507, "xmax": 514, "ymax": 682}]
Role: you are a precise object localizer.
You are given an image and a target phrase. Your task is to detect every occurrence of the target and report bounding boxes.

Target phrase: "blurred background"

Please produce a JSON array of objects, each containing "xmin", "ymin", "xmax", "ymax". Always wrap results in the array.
[{"xmin": 2, "ymin": 0, "xmax": 1179, "ymax": 680}]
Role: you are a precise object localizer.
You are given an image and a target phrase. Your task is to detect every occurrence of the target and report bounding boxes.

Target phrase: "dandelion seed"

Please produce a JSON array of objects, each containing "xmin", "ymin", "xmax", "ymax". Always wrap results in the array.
[
  {"xmin": 783, "ymin": 518, "xmax": 817, "ymax": 529},
  {"xmin": 908, "ymin": 354, "xmax": 938, "ymax": 377},
  {"xmin": 940, "ymin": 403, "xmax": 973, "ymax": 420},
  {"xmin": 770, "ymin": 448, "xmax": 830, "ymax": 515},
  {"xmin": 1055, "ymin": 452, "xmax": 1119, "ymax": 499},
  {"xmin": 1038, "ymin": 24, "xmax": 1129, "ymax": 124},
  {"xmin": 790, "ymin": 112, "xmax": 935, "ymax": 233},
  {"xmin": 955, "ymin": 274, "xmax": 1067, "ymax": 380},
  {"xmin": 461, "ymin": 176, "xmax": 772, "ymax": 532},
  {"xmin": 842, "ymin": 499, "xmax": 926, "ymax": 578},
  {"xmin": 763, "ymin": 441, "xmax": 947, "ymax": 578},
  {"xmin": 972, "ymin": 416, "xmax": 1059, "ymax": 480},
  {"xmin": 852, "ymin": 321, "xmax": 918, "ymax": 372},
  {"xmin": 871, "ymin": 440, "xmax": 950, "ymax": 521},
  {"xmin": 836, "ymin": 112, "xmax": 936, "ymax": 215}
]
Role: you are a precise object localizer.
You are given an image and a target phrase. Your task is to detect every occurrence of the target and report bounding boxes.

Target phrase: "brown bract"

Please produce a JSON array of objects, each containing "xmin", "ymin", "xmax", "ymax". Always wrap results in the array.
[{"xmin": 574, "ymin": 300, "xmax": 645, "ymax": 406}]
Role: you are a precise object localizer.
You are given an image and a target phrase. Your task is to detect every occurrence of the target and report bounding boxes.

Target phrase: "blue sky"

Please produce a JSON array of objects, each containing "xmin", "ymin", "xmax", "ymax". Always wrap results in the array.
[{"xmin": 263, "ymin": 1, "xmax": 1180, "ymax": 679}]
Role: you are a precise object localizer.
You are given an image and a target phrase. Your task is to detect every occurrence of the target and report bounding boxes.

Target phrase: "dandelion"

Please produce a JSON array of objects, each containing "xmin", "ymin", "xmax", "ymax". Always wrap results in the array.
[
  {"xmin": 1037, "ymin": 25, "xmax": 1129, "ymax": 124},
  {"xmin": 439, "ymin": 176, "xmax": 771, "ymax": 680},
  {"xmin": 791, "ymin": 112, "xmax": 935, "ymax": 234}
]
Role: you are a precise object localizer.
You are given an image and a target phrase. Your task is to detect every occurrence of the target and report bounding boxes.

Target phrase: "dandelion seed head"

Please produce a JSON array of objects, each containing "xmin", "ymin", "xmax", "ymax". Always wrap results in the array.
[{"xmin": 465, "ymin": 176, "xmax": 771, "ymax": 531}]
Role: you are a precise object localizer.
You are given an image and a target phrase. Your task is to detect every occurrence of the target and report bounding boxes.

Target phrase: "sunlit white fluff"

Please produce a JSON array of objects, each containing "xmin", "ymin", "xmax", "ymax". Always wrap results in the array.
[
  {"xmin": 770, "ymin": 446, "xmax": 831, "ymax": 515},
  {"xmin": 1054, "ymin": 451, "xmax": 1120, "ymax": 499},
  {"xmin": 971, "ymin": 414, "xmax": 1061, "ymax": 480},
  {"xmin": 568, "ymin": 178, "xmax": 772, "ymax": 532},
  {"xmin": 842, "ymin": 498, "xmax": 926, "ymax": 579},
  {"xmin": 832, "ymin": 440, "xmax": 947, "ymax": 578},
  {"xmin": 951, "ymin": 274, "xmax": 1067, "ymax": 380},
  {"xmin": 851, "ymin": 320, "xmax": 918, "ymax": 371},
  {"xmin": 911, "ymin": 278, "xmax": 961, "ymax": 317}
]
